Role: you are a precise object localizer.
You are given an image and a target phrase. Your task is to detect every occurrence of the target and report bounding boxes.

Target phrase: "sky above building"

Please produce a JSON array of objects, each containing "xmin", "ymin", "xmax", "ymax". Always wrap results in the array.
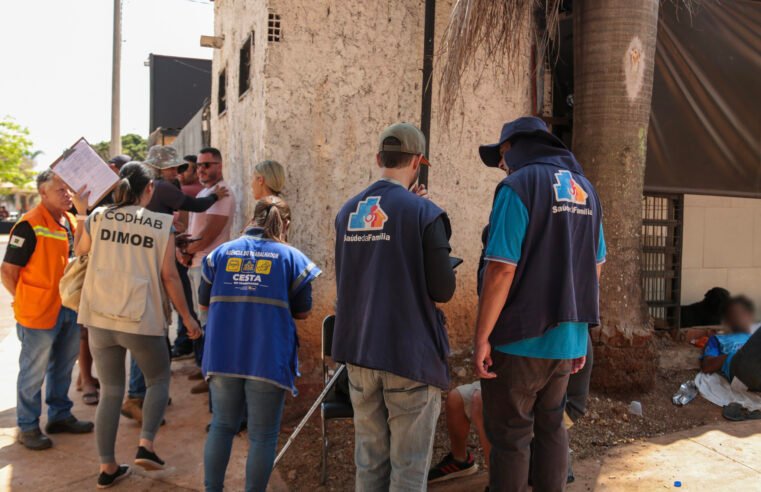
[{"xmin": 0, "ymin": 0, "xmax": 214, "ymax": 168}]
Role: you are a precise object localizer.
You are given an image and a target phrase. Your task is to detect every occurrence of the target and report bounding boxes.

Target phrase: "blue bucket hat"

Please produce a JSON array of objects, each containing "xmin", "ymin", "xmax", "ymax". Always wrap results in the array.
[{"xmin": 479, "ymin": 116, "xmax": 567, "ymax": 167}]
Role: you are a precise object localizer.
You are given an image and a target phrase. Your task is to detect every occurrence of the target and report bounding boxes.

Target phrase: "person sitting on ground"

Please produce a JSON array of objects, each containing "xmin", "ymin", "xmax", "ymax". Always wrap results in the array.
[
  {"xmin": 428, "ymin": 381, "xmax": 489, "ymax": 483},
  {"xmin": 200, "ymin": 196, "xmax": 320, "ymax": 491},
  {"xmin": 701, "ymin": 296, "xmax": 754, "ymax": 382},
  {"xmin": 74, "ymin": 162, "xmax": 202, "ymax": 489}
]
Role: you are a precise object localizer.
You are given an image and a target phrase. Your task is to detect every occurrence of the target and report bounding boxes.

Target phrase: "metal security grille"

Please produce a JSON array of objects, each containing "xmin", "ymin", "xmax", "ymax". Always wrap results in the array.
[
  {"xmin": 268, "ymin": 13, "xmax": 281, "ymax": 42},
  {"xmin": 641, "ymin": 194, "xmax": 683, "ymax": 329}
]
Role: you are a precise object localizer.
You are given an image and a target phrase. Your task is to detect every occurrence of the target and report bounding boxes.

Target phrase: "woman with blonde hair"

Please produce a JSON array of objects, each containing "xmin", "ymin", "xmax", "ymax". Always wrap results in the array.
[{"xmin": 252, "ymin": 160, "xmax": 286, "ymax": 200}]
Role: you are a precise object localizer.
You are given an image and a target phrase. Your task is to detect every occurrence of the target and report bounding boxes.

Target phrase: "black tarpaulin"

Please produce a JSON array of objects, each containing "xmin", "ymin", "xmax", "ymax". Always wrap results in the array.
[{"xmin": 646, "ymin": 1, "xmax": 761, "ymax": 197}]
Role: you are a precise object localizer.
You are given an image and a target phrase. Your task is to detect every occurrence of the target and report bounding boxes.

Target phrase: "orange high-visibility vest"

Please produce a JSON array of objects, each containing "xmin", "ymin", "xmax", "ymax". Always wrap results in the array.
[{"xmin": 12, "ymin": 204, "xmax": 76, "ymax": 329}]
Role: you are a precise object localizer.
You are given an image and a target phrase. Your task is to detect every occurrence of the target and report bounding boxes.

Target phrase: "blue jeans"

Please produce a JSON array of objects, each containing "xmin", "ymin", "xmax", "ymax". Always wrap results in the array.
[
  {"xmin": 16, "ymin": 307, "xmax": 80, "ymax": 432},
  {"xmin": 204, "ymin": 376, "xmax": 286, "ymax": 492},
  {"xmin": 128, "ymin": 357, "xmax": 146, "ymax": 399},
  {"xmin": 347, "ymin": 365, "xmax": 441, "ymax": 492}
]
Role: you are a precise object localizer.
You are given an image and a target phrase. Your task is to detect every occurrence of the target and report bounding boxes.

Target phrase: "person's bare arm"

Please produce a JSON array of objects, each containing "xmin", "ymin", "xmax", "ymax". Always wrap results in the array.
[
  {"xmin": 701, "ymin": 355, "xmax": 727, "ymax": 374},
  {"xmin": 75, "ymin": 226, "xmax": 92, "ymax": 257},
  {"xmin": 160, "ymin": 233, "xmax": 202, "ymax": 339},
  {"xmin": 175, "ymin": 211, "xmax": 189, "ymax": 234},
  {"xmin": 474, "ymin": 261, "xmax": 517, "ymax": 379},
  {"xmin": 185, "ymin": 214, "xmax": 228, "ymax": 254},
  {"xmin": 71, "ymin": 186, "xmax": 92, "ymax": 256},
  {"xmin": 1, "ymin": 262, "xmax": 21, "ymax": 296}
]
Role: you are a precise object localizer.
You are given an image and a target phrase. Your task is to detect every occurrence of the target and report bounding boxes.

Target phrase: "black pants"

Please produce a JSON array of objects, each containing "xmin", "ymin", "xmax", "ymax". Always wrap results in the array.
[
  {"xmin": 482, "ymin": 352, "xmax": 571, "ymax": 492},
  {"xmin": 174, "ymin": 261, "xmax": 197, "ymax": 351},
  {"xmin": 565, "ymin": 335, "xmax": 594, "ymax": 423},
  {"xmin": 731, "ymin": 328, "xmax": 761, "ymax": 391}
]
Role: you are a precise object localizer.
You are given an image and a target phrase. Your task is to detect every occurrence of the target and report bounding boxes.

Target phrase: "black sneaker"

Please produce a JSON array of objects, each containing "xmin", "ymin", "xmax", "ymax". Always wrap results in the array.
[
  {"xmin": 134, "ymin": 446, "xmax": 165, "ymax": 471},
  {"xmin": 428, "ymin": 452, "xmax": 478, "ymax": 483},
  {"xmin": 97, "ymin": 465, "xmax": 130, "ymax": 489},
  {"xmin": 170, "ymin": 345, "xmax": 194, "ymax": 360},
  {"xmin": 45, "ymin": 416, "xmax": 94, "ymax": 434}
]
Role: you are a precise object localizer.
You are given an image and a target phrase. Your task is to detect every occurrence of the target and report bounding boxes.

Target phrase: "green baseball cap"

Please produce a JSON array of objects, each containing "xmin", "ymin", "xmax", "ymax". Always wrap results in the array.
[{"xmin": 378, "ymin": 123, "xmax": 430, "ymax": 166}]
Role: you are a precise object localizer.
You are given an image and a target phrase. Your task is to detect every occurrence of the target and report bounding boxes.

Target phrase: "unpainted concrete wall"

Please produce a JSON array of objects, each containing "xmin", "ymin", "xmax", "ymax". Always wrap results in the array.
[{"xmin": 211, "ymin": 0, "xmax": 532, "ymax": 376}]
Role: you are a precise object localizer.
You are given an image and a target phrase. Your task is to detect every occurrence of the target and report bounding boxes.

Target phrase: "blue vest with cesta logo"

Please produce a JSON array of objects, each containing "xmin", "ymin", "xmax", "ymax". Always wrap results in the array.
[
  {"xmin": 201, "ymin": 229, "xmax": 321, "ymax": 395},
  {"xmin": 488, "ymin": 138, "xmax": 603, "ymax": 346},
  {"xmin": 332, "ymin": 179, "xmax": 451, "ymax": 390}
]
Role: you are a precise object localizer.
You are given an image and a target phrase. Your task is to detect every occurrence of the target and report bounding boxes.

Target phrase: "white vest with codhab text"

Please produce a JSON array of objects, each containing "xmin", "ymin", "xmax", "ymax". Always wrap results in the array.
[{"xmin": 78, "ymin": 205, "xmax": 173, "ymax": 336}]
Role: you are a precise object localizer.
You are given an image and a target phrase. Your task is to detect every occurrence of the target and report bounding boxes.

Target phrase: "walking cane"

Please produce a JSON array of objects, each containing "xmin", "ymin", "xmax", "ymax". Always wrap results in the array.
[{"xmin": 273, "ymin": 363, "xmax": 347, "ymax": 468}]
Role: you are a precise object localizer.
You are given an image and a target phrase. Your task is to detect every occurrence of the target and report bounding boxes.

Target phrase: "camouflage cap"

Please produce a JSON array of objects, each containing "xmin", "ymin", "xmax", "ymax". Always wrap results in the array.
[{"xmin": 144, "ymin": 145, "xmax": 183, "ymax": 170}]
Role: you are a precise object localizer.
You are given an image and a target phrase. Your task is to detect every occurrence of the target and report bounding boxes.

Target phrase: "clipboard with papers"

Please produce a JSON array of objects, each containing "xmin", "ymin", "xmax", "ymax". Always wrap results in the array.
[{"xmin": 50, "ymin": 137, "xmax": 120, "ymax": 209}]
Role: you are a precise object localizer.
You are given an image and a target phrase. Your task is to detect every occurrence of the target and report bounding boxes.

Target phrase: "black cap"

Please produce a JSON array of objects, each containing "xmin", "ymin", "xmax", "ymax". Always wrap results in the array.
[
  {"xmin": 108, "ymin": 154, "xmax": 132, "ymax": 170},
  {"xmin": 183, "ymin": 155, "xmax": 198, "ymax": 164}
]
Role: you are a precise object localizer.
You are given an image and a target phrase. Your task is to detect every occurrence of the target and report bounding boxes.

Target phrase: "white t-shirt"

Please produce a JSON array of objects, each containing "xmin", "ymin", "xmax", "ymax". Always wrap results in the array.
[{"xmin": 188, "ymin": 180, "xmax": 235, "ymax": 268}]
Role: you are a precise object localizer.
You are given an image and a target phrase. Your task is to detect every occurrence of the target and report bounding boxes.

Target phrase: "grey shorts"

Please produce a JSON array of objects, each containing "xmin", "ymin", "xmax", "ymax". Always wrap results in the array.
[{"xmin": 455, "ymin": 381, "xmax": 482, "ymax": 421}]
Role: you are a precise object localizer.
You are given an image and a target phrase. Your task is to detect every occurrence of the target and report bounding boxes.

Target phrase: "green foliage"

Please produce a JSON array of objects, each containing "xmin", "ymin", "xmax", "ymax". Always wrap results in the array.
[
  {"xmin": 92, "ymin": 133, "xmax": 148, "ymax": 162},
  {"xmin": 0, "ymin": 117, "xmax": 37, "ymax": 189}
]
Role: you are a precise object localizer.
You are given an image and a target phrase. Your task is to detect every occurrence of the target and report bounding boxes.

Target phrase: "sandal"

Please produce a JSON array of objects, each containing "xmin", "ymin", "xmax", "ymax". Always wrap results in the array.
[
  {"xmin": 83, "ymin": 391, "xmax": 99, "ymax": 405},
  {"xmin": 82, "ymin": 381, "xmax": 100, "ymax": 405},
  {"xmin": 722, "ymin": 402, "xmax": 761, "ymax": 421},
  {"xmin": 723, "ymin": 403, "xmax": 745, "ymax": 421}
]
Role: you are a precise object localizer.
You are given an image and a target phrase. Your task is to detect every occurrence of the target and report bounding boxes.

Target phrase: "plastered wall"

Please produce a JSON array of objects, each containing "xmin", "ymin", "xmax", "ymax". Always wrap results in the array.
[
  {"xmin": 211, "ymin": 0, "xmax": 532, "ymax": 375},
  {"xmin": 681, "ymin": 194, "xmax": 761, "ymax": 311}
]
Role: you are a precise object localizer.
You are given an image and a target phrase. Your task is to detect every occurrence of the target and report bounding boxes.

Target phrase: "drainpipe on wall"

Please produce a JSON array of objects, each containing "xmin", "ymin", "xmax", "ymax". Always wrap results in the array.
[{"xmin": 419, "ymin": 0, "xmax": 436, "ymax": 188}]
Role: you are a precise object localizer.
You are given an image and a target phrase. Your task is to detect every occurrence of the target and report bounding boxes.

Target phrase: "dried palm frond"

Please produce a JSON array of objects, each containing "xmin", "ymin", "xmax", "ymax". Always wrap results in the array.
[{"xmin": 438, "ymin": 0, "xmax": 563, "ymax": 123}]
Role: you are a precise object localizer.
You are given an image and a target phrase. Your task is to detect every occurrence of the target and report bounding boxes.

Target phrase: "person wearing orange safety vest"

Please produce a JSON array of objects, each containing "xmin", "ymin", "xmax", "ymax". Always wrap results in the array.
[{"xmin": 1, "ymin": 170, "xmax": 93, "ymax": 451}]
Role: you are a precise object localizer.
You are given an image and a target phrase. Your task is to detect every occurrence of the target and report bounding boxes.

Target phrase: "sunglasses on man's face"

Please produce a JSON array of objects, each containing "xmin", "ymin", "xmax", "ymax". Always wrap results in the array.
[{"xmin": 198, "ymin": 161, "xmax": 221, "ymax": 169}]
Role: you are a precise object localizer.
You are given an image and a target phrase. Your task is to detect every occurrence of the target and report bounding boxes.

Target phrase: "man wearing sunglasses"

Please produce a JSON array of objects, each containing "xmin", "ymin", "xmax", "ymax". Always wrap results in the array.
[
  {"xmin": 181, "ymin": 147, "xmax": 236, "ymax": 395},
  {"xmin": 119, "ymin": 146, "xmax": 231, "ymax": 423}
]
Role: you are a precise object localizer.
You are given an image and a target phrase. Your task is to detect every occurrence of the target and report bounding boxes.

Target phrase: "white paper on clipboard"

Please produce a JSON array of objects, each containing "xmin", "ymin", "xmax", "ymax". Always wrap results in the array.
[{"xmin": 51, "ymin": 138, "xmax": 120, "ymax": 208}]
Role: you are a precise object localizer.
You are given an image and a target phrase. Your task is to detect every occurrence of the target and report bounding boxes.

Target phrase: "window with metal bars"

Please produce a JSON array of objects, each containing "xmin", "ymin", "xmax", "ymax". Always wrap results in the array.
[
  {"xmin": 217, "ymin": 68, "xmax": 227, "ymax": 115},
  {"xmin": 641, "ymin": 194, "xmax": 683, "ymax": 329},
  {"xmin": 239, "ymin": 34, "xmax": 252, "ymax": 97},
  {"xmin": 268, "ymin": 13, "xmax": 281, "ymax": 42}
]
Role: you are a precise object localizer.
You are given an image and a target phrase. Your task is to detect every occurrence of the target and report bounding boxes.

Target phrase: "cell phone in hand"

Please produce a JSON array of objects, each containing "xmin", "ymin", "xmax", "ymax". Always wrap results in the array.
[{"xmin": 449, "ymin": 256, "xmax": 464, "ymax": 269}]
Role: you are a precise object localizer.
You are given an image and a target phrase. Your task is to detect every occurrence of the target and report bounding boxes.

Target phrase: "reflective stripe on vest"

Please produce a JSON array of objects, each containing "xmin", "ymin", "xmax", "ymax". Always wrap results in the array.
[{"xmin": 32, "ymin": 225, "xmax": 69, "ymax": 241}]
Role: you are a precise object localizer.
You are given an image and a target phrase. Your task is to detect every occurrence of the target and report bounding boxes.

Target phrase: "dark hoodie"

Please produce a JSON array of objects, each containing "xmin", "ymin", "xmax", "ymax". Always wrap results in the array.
[{"xmin": 486, "ymin": 136, "xmax": 604, "ymax": 347}]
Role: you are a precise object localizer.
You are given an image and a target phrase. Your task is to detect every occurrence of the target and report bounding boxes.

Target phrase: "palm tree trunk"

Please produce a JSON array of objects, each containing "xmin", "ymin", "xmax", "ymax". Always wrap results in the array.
[{"xmin": 572, "ymin": 0, "xmax": 659, "ymax": 392}]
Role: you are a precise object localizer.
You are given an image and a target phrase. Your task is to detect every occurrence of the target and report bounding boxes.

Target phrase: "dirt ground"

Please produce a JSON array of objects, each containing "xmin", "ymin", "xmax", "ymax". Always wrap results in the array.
[{"xmin": 275, "ymin": 342, "xmax": 722, "ymax": 491}]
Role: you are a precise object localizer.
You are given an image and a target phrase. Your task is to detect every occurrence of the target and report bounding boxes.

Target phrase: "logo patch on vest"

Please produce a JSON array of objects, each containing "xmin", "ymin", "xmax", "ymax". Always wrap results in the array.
[
  {"xmin": 255, "ymin": 260, "xmax": 272, "ymax": 275},
  {"xmin": 553, "ymin": 170, "xmax": 588, "ymax": 205},
  {"xmin": 225, "ymin": 257, "xmax": 242, "ymax": 272},
  {"xmin": 348, "ymin": 197, "xmax": 388, "ymax": 231}
]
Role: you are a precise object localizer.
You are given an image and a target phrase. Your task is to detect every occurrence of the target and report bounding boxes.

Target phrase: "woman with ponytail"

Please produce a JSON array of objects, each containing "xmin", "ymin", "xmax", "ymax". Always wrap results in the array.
[
  {"xmin": 199, "ymin": 195, "xmax": 320, "ymax": 492},
  {"xmin": 73, "ymin": 162, "xmax": 202, "ymax": 489}
]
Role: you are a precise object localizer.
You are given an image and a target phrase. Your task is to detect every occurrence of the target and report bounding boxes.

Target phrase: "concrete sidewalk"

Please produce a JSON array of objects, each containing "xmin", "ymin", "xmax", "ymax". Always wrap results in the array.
[{"xmin": 431, "ymin": 420, "xmax": 761, "ymax": 491}]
